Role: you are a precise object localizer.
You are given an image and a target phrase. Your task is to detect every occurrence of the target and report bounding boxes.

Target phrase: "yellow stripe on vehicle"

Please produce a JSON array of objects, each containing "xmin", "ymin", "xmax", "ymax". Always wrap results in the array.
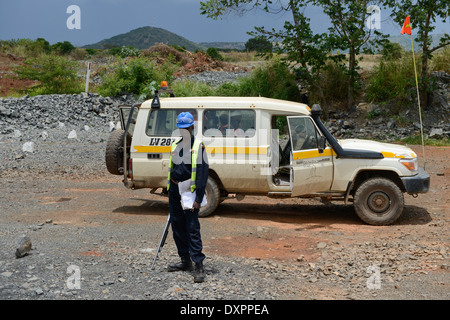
[
  {"xmin": 134, "ymin": 146, "xmax": 171, "ymax": 153},
  {"xmin": 133, "ymin": 146, "xmax": 268, "ymax": 155},
  {"xmin": 206, "ymin": 146, "xmax": 267, "ymax": 155},
  {"xmin": 292, "ymin": 148, "xmax": 335, "ymax": 160},
  {"xmin": 381, "ymin": 151, "xmax": 416, "ymax": 159}
]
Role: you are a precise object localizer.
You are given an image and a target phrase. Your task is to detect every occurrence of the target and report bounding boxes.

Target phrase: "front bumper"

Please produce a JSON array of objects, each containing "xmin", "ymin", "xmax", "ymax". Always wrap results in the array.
[{"xmin": 401, "ymin": 168, "xmax": 430, "ymax": 194}]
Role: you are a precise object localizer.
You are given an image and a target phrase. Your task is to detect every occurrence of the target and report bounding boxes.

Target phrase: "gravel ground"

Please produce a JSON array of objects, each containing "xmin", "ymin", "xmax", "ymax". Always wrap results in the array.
[{"xmin": 0, "ymin": 89, "xmax": 449, "ymax": 305}]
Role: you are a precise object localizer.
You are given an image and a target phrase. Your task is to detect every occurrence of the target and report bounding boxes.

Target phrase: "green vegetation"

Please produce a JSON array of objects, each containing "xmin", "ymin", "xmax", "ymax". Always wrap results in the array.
[
  {"xmin": 201, "ymin": 0, "xmax": 449, "ymax": 111},
  {"xmin": 97, "ymin": 56, "xmax": 179, "ymax": 99},
  {"xmin": 14, "ymin": 54, "xmax": 83, "ymax": 95},
  {"xmin": 172, "ymin": 59, "xmax": 300, "ymax": 102},
  {"xmin": 51, "ymin": 41, "xmax": 75, "ymax": 55},
  {"xmin": 366, "ymin": 55, "xmax": 417, "ymax": 111},
  {"xmin": 232, "ymin": 59, "xmax": 300, "ymax": 101},
  {"xmin": 206, "ymin": 47, "xmax": 224, "ymax": 61},
  {"xmin": 245, "ymin": 37, "xmax": 272, "ymax": 53},
  {"xmin": 172, "ymin": 80, "xmax": 216, "ymax": 97},
  {"xmin": 400, "ymin": 135, "xmax": 449, "ymax": 147},
  {"xmin": 430, "ymin": 46, "xmax": 450, "ymax": 73},
  {"xmin": 108, "ymin": 46, "xmax": 141, "ymax": 58}
]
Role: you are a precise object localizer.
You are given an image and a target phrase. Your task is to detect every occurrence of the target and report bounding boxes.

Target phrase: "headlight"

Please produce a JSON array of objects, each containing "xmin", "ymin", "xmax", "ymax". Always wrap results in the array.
[{"xmin": 400, "ymin": 158, "xmax": 418, "ymax": 172}]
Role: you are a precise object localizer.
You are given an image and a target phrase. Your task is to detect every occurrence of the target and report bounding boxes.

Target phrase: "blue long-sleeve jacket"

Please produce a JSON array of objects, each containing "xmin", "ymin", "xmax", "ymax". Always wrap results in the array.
[{"xmin": 170, "ymin": 136, "xmax": 209, "ymax": 203}]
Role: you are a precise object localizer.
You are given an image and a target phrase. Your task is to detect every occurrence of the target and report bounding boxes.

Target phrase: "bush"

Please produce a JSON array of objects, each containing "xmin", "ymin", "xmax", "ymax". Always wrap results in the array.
[
  {"xmin": 366, "ymin": 56, "xmax": 418, "ymax": 111},
  {"xmin": 170, "ymin": 59, "xmax": 300, "ymax": 102},
  {"xmin": 172, "ymin": 80, "xmax": 216, "ymax": 97},
  {"xmin": 98, "ymin": 57, "xmax": 179, "ymax": 98},
  {"xmin": 309, "ymin": 61, "xmax": 349, "ymax": 108},
  {"xmin": 206, "ymin": 47, "xmax": 224, "ymax": 61},
  {"xmin": 14, "ymin": 54, "xmax": 83, "ymax": 95},
  {"xmin": 233, "ymin": 59, "xmax": 300, "ymax": 101},
  {"xmin": 0, "ymin": 38, "xmax": 51, "ymax": 57},
  {"xmin": 431, "ymin": 46, "xmax": 450, "ymax": 73},
  {"xmin": 109, "ymin": 46, "xmax": 141, "ymax": 58},
  {"xmin": 380, "ymin": 41, "xmax": 404, "ymax": 60},
  {"xmin": 52, "ymin": 41, "xmax": 75, "ymax": 55}
]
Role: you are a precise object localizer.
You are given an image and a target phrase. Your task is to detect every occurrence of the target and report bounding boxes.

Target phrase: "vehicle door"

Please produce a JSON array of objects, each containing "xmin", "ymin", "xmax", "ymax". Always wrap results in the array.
[
  {"xmin": 119, "ymin": 105, "xmax": 138, "ymax": 137},
  {"xmin": 287, "ymin": 116, "xmax": 334, "ymax": 196}
]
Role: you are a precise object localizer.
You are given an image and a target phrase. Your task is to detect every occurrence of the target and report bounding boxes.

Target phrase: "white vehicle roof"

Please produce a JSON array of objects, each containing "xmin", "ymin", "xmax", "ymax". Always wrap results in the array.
[{"xmin": 141, "ymin": 96, "xmax": 311, "ymax": 115}]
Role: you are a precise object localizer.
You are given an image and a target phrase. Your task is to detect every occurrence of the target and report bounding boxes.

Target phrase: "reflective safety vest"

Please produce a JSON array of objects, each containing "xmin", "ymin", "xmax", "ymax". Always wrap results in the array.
[{"xmin": 167, "ymin": 138, "xmax": 203, "ymax": 192}]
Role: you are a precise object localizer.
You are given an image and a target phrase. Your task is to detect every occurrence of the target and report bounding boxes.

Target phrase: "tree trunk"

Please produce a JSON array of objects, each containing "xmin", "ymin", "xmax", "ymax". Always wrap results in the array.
[
  {"xmin": 421, "ymin": 55, "xmax": 429, "ymax": 109},
  {"xmin": 290, "ymin": 1, "xmax": 305, "ymax": 68},
  {"xmin": 420, "ymin": 7, "xmax": 432, "ymax": 109},
  {"xmin": 347, "ymin": 46, "xmax": 356, "ymax": 110}
]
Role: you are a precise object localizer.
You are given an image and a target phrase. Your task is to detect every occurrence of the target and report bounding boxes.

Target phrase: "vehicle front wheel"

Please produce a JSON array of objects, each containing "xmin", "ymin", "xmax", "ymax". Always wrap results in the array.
[
  {"xmin": 353, "ymin": 177, "xmax": 404, "ymax": 226},
  {"xmin": 199, "ymin": 177, "xmax": 220, "ymax": 218}
]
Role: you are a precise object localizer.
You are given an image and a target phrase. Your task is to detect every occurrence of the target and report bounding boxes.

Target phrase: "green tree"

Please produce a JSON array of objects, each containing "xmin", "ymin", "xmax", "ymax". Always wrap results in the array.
[
  {"xmin": 245, "ymin": 37, "xmax": 272, "ymax": 52},
  {"xmin": 311, "ymin": 0, "xmax": 387, "ymax": 109},
  {"xmin": 201, "ymin": 0, "xmax": 387, "ymax": 109},
  {"xmin": 382, "ymin": 0, "xmax": 449, "ymax": 108},
  {"xmin": 52, "ymin": 41, "xmax": 75, "ymax": 55},
  {"xmin": 33, "ymin": 38, "xmax": 52, "ymax": 54},
  {"xmin": 201, "ymin": 0, "xmax": 331, "ymax": 104}
]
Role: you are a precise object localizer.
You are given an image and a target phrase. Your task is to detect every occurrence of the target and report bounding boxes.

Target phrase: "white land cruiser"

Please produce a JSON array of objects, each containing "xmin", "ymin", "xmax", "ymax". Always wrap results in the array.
[{"xmin": 105, "ymin": 89, "xmax": 430, "ymax": 225}]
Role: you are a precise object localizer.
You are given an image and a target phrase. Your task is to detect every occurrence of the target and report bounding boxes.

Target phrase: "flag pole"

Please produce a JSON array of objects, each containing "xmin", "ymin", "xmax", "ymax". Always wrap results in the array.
[{"xmin": 409, "ymin": 31, "xmax": 426, "ymax": 170}]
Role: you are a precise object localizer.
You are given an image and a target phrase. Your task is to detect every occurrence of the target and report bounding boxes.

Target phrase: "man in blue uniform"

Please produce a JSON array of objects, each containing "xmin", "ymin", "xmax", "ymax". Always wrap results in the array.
[{"xmin": 166, "ymin": 112, "xmax": 209, "ymax": 283}]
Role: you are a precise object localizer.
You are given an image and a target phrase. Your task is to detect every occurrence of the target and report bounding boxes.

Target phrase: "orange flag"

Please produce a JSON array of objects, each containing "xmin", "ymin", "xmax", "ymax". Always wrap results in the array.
[{"xmin": 401, "ymin": 16, "xmax": 411, "ymax": 35}]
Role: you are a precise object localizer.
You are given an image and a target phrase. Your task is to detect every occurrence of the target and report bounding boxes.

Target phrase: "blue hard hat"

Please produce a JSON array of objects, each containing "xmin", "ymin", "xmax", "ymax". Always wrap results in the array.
[{"xmin": 176, "ymin": 112, "xmax": 194, "ymax": 128}]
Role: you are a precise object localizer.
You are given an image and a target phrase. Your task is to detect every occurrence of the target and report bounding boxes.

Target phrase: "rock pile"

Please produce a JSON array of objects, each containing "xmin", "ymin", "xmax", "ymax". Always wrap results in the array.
[{"xmin": 0, "ymin": 93, "xmax": 135, "ymax": 135}]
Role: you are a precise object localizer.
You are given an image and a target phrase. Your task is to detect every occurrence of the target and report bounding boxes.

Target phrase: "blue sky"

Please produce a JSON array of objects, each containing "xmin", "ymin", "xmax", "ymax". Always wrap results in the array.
[{"xmin": 0, "ymin": 0, "xmax": 448, "ymax": 46}]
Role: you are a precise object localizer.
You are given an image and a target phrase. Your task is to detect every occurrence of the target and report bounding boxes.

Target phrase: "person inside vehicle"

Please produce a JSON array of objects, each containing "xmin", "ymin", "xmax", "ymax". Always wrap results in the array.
[
  {"xmin": 229, "ymin": 111, "xmax": 244, "ymax": 136},
  {"xmin": 219, "ymin": 113, "xmax": 229, "ymax": 135}
]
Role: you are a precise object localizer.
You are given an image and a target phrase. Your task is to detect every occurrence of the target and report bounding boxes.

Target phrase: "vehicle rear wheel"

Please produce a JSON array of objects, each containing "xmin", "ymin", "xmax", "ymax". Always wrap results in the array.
[
  {"xmin": 354, "ymin": 177, "xmax": 404, "ymax": 226},
  {"xmin": 105, "ymin": 129, "xmax": 130, "ymax": 175},
  {"xmin": 199, "ymin": 177, "xmax": 220, "ymax": 217}
]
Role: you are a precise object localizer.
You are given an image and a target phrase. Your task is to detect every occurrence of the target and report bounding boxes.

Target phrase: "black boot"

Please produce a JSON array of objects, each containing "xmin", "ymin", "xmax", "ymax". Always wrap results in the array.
[
  {"xmin": 168, "ymin": 255, "xmax": 193, "ymax": 272},
  {"xmin": 193, "ymin": 262, "xmax": 205, "ymax": 283}
]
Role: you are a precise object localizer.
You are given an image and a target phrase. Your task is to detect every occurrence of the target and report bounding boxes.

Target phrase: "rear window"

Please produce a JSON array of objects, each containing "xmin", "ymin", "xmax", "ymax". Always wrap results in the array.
[{"xmin": 203, "ymin": 109, "xmax": 255, "ymax": 137}]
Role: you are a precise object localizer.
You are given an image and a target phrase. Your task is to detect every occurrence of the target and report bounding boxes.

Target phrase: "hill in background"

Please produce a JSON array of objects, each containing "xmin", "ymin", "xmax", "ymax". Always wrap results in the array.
[
  {"xmin": 389, "ymin": 34, "xmax": 445, "ymax": 51},
  {"xmin": 83, "ymin": 24, "xmax": 446, "ymax": 54},
  {"xmin": 83, "ymin": 26, "xmax": 203, "ymax": 52},
  {"xmin": 199, "ymin": 42, "xmax": 246, "ymax": 50}
]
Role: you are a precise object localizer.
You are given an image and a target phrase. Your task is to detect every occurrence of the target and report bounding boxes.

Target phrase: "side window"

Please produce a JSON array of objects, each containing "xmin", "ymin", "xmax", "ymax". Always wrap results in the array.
[
  {"xmin": 290, "ymin": 117, "xmax": 319, "ymax": 151},
  {"xmin": 203, "ymin": 109, "xmax": 255, "ymax": 137},
  {"xmin": 147, "ymin": 109, "xmax": 197, "ymax": 136}
]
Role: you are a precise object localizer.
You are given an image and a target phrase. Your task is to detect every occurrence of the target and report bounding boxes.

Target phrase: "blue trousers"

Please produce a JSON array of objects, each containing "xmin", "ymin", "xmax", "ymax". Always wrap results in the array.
[{"xmin": 169, "ymin": 183, "xmax": 205, "ymax": 264}]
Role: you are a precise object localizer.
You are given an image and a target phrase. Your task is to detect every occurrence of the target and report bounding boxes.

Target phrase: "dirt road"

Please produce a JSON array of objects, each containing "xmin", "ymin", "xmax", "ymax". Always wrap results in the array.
[{"xmin": 0, "ymin": 145, "xmax": 448, "ymax": 300}]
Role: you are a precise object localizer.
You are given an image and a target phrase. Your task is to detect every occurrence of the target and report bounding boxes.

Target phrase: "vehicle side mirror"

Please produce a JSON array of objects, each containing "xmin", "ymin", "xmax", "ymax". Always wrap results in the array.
[{"xmin": 318, "ymin": 136, "xmax": 326, "ymax": 153}]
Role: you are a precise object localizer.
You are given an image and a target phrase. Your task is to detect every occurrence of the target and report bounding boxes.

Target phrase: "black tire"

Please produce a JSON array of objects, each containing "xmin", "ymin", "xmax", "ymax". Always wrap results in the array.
[
  {"xmin": 354, "ymin": 177, "xmax": 404, "ymax": 226},
  {"xmin": 199, "ymin": 177, "xmax": 220, "ymax": 217},
  {"xmin": 105, "ymin": 129, "xmax": 130, "ymax": 175}
]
